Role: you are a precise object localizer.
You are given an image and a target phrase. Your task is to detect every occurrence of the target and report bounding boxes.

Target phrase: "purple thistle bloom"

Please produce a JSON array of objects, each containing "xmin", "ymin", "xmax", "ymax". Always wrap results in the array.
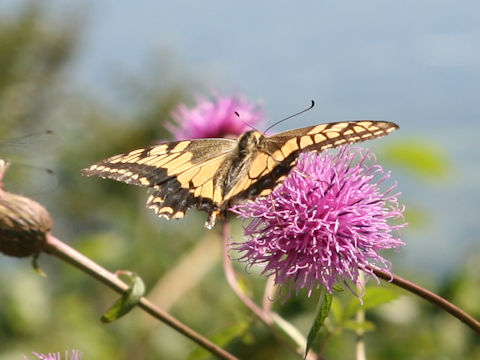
[
  {"xmin": 168, "ymin": 94, "xmax": 263, "ymax": 140},
  {"xmin": 25, "ymin": 350, "xmax": 82, "ymax": 360},
  {"xmin": 231, "ymin": 147, "xmax": 406, "ymax": 298}
]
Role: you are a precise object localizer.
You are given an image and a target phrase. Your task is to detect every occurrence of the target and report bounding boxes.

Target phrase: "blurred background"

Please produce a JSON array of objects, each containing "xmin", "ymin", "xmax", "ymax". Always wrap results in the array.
[{"xmin": 0, "ymin": 1, "xmax": 479, "ymax": 359}]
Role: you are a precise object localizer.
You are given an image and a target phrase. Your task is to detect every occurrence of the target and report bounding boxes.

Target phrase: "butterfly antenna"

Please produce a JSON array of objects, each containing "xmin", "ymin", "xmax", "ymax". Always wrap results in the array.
[
  {"xmin": 234, "ymin": 111, "xmax": 258, "ymax": 131},
  {"xmin": 264, "ymin": 100, "xmax": 315, "ymax": 134}
]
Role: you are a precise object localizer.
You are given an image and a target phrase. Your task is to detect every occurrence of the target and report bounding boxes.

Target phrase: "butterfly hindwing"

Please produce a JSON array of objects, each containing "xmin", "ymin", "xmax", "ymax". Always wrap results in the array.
[
  {"xmin": 82, "ymin": 138, "xmax": 236, "ymax": 224},
  {"xmin": 147, "ymin": 152, "xmax": 230, "ymax": 222}
]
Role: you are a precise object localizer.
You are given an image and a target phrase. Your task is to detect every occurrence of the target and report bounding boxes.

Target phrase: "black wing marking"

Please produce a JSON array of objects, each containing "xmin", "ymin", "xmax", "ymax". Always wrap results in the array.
[
  {"xmin": 82, "ymin": 138, "xmax": 236, "ymax": 227},
  {"xmin": 82, "ymin": 138, "xmax": 236, "ymax": 187}
]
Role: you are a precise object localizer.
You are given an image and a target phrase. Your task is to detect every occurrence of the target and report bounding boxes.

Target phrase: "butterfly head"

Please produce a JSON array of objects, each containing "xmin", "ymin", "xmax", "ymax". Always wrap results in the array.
[{"xmin": 237, "ymin": 130, "xmax": 264, "ymax": 154}]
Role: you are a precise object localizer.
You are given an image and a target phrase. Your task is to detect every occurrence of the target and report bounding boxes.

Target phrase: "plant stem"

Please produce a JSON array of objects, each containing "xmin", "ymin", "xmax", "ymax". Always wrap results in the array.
[
  {"xmin": 262, "ymin": 276, "xmax": 276, "ymax": 313},
  {"xmin": 221, "ymin": 221, "xmax": 321, "ymax": 360},
  {"xmin": 355, "ymin": 271, "xmax": 366, "ymax": 360},
  {"xmin": 369, "ymin": 266, "xmax": 480, "ymax": 335},
  {"xmin": 44, "ymin": 234, "xmax": 239, "ymax": 360},
  {"xmin": 221, "ymin": 222, "xmax": 273, "ymax": 325}
]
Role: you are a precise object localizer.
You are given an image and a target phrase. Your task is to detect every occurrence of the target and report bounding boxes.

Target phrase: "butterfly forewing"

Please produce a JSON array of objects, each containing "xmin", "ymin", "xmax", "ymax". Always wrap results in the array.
[
  {"xmin": 225, "ymin": 120, "xmax": 399, "ymax": 202},
  {"xmin": 267, "ymin": 120, "xmax": 398, "ymax": 165},
  {"xmin": 265, "ymin": 120, "xmax": 398, "ymax": 154},
  {"xmin": 82, "ymin": 120, "xmax": 398, "ymax": 228},
  {"xmin": 83, "ymin": 138, "xmax": 235, "ymax": 186}
]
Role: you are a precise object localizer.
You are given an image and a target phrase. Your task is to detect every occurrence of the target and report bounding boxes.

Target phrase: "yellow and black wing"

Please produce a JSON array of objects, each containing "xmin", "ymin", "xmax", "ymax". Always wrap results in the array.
[
  {"xmin": 82, "ymin": 138, "xmax": 236, "ymax": 224},
  {"xmin": 83, "ymin": 120, "xmax": 398, "ymax": 229},
  {"xmin": 224, "ymin": 120, "xmax": 399, "ymax": 203}
]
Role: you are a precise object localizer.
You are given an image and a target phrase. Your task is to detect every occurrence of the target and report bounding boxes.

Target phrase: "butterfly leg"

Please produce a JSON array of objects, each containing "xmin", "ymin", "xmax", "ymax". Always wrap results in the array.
[{"xmin": 205, "ymin": 210, "xmax": 221, "ymax": 229}]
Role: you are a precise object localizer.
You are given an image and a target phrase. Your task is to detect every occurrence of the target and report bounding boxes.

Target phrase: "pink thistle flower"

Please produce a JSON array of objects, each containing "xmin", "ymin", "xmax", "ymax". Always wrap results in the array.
[
  {"xmin": 231, "ymin": 147, "xmax": 406, "ymax": 299},
  {"xmin": 168, "ymin": 94, "xmax": 263, "ymax": 140},
  {"xmin": 25, "ymin": 350, "xmax": 82, "ymax": 360}
]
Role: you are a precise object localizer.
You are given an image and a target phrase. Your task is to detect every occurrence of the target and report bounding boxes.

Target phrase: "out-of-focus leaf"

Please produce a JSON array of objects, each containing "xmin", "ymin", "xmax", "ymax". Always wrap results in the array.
[
  {"xmin": 333, "ymin": 284, "xmax": 344, "ymax": 292},
  {"xmin": 270, "ymin": 312, "xmax": 307, "ymax": 352},
  {"xmin": 382, "ymin": 139, "xmax": 449, "ymax": 179},
  {"xmin": 187, "ymin": 320, "xmax": 251, "ymax": 360},
  {"xmin": 306, "ymin": 291, "xmax": 332, "ymax": 358},
  {"xmin": 344, "ymin": 287, "xmax": 401, "ymax": 320},
  {"xmin": 101, "ymin": 273, "xmax": 145, "ymax": 323},
  {"xmin": 342, "ymin": 319, "xmax": 376, "ymax": 332},
  {"xmin": 329, "ymin": 296, "xmax": 343, "ymax": 326},
  {"xmin": 404, "ymin": 205, "xmax": 430, "ymax": 228}
]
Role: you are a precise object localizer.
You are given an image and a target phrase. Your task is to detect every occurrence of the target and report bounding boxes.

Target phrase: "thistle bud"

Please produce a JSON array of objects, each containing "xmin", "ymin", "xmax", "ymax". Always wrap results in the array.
[{"xmin": 0, "ymin": 159, "xmax": 52, "ymax": 257}]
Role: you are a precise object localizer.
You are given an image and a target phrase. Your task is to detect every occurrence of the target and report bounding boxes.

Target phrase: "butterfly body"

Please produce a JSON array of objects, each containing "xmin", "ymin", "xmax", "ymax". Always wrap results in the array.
[{"xmin": 82, "ymin": 121, "xmax": 398, "ymax": 228}]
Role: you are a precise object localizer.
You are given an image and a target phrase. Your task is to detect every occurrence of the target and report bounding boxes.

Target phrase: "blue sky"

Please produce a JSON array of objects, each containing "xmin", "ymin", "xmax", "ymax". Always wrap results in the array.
[{"xmin": 2, "ymin": 0, "xmax": 480, "ymax": 275}]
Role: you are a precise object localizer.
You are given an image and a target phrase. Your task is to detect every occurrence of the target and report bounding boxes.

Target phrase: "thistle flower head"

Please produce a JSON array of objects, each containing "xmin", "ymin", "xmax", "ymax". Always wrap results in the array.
[
  {"xmin": 231, "ymin": 147, "xmax": 406, "ymax": 298},
  {"xmin": 169, "ymin": 94, "xmax": 262, "ymax": 140}
]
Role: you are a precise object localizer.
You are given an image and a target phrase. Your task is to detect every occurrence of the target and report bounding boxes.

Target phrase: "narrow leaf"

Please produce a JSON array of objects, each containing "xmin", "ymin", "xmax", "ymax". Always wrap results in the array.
[
  {"xmin": 305, "ymin": 291, "xmax": 333, "ymax": 358},
  {"xmin": 31, "ymin": 253, "xmax": 46, "ymax": 277},
  {"xmin": 101, "ymin": 273, "xmax": 145, "ymax": 323},
  {"xmin": 333, "ymin": 284, "xmax": 344, "ymax": 292}
]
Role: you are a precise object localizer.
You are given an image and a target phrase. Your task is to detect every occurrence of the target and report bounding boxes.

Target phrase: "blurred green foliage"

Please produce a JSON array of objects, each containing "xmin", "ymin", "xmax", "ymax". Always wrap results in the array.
[
  {"xmin": 0, "ymin": 4, "xmax": 77, "ymax": 133},
  {"xmin": 383, "ymin": 139, "xmax": 450, "ymax": 180},
  {"xmin": 1, "ymin": 4, "xmax": 479, "ymax": 360}
]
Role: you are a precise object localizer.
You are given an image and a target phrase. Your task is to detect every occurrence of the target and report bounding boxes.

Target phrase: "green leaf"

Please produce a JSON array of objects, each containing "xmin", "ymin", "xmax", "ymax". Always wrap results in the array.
[
  {"xmin": 382, "ymin": 139, "xmax": 449, "ymax": 180},
  {"xmin": 344, "ymin": 287, "xmax": 401, "ymax": 320},
  {"xmin": 328, "ymin": 296, "xmax": 343, "ymax": 326},
  {"xmin": 362, "ymin": 287, "xmax": 401, "ymax": 310},
  {"xmin": 403, "ymin": 205, "xmax": 430, "ymax": 229},
  {"xmin": 343, "ymin": 319, "xmax": 376, "ymax": 332},
  {"xmin": 333, "ymin": 284, "xmax": 345, "ymax": 292},
  {"xmin": 101, "ymin": 272, "xmax": 145, "ymax": 323},
  {"xmin": 31, "ymin": 253, "xmax": 46, "ymax": 277},
  {"xmin": 305, "ymin": 291, "xmax": 333, "ymax": 358},
  {"xmin": 187, "ymin": 321, "xmax": 251, "ymax": 360}
]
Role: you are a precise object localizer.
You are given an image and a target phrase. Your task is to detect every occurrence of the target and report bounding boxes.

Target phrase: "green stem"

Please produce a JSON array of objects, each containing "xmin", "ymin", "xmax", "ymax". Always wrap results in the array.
[{"xmin": 355, "ymin": 271, "xmax": 366, "ymax": 360}]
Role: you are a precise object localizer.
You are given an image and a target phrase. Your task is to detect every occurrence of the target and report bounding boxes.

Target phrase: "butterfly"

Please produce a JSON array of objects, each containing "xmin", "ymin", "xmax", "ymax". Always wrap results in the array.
[{"xmin": 82, "ymin": 120, "xmax": 398, "ymax": 229}]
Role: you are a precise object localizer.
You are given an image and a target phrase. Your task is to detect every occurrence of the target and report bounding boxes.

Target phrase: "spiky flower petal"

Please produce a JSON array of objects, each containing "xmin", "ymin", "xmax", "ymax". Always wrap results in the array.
[{"xmin": 232, "ymin": 147, "xmax": 406, "ymax": 298}]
